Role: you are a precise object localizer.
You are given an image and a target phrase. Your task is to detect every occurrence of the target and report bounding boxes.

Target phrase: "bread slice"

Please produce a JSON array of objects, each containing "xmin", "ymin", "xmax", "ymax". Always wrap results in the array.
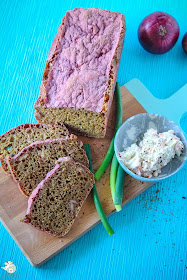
[
  {"xmin": 7, "ymin": 135, "xmax": 88, "ymax": 197},
  {"xmin": 34, "ymin": 8, "xmax": 126, "ymax": 138},
  {"xmin": 0, "ymin": 123, "xmax": 69, "ymax": 174},
  {"xmin": 21, "ymin": 157, "xmax": 94, "ymax": 237}
]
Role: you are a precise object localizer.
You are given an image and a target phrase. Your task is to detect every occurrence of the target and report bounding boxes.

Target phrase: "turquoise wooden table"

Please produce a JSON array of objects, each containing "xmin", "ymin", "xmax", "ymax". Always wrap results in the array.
[{"xmin": 0, "ymin": 0, "xmax": 186, "ymax": 279}]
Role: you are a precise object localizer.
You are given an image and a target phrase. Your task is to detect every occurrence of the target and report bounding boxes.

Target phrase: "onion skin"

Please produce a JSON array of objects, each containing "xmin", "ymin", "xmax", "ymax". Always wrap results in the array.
[
  {"xmin": 182, "ymin": 33, "xmax": 187, "ymax": 54},
  {"xmin": 138, "ymin": 12, "xmax": 179, "ymax": 54}
]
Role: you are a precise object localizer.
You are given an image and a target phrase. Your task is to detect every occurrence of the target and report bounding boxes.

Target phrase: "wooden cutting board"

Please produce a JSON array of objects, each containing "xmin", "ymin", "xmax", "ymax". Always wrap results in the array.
[{"xmin": 0, "ymin": 85, "xmax": 154, "ymax": 267}]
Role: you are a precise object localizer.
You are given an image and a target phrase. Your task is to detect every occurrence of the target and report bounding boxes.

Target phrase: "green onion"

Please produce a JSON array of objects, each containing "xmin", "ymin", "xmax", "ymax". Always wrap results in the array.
[
  {"xmin": 94, "ymin": 139, "xmax": 114, "ymax": 181},
  {"xmin": 114, "ymin": 165, "xmax": 125, "ymax": 208},
  {"xmin": 84, "ymin": 144, "xmax": 114, "ymax": 236},
  {"xmin": 94, "ymin": 82, "xmax": 123, "ymax": 181},
  {"xmin": 110, "ymin": 83, "xmax": 124, "ymax": 211},
  {"xmin": 110, "ymin": 154, "xmax": 122, "ymax": 212},
  {"xmin": 114, "ymin": 82, "xmax": 123, "ymax": 133}
]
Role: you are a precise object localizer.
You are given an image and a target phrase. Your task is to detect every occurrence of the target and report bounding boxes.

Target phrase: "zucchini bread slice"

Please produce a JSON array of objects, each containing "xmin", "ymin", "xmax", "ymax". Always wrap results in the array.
[
  {"xmin": 34, "ymin": 8, "xmax": 126, "ymax": 138},
  {"xmin": 21, "ymin": 157, "xmax": 94, "ymax": 237},
  {"xmin": 0, "ymin": 123, "xmax": 69, "ymax": 174},
  {"xmin": 7, "ymin": 135, "xmax": 88, "ymax": 197}
]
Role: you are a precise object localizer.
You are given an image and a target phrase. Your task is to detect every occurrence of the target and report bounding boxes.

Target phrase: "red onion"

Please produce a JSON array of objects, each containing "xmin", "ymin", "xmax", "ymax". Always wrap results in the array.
[
  {"xmin": 138, "ymin": 12, "xmax": 179, "ymax": 54},
  {"xmin": 182, "ymin": 33, "xmax": 187, "ymax": 54}
]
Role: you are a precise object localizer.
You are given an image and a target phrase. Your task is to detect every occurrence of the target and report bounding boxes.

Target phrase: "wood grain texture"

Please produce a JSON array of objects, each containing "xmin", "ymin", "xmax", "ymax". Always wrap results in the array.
[{"xmin": 0, "ymin": 86, "xmax": 153, "ymax": 267}]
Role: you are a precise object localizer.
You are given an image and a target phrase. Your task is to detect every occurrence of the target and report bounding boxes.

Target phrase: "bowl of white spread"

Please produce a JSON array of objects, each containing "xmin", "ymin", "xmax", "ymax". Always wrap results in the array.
[{"xmin": 114, "ymin": 113, "xmax": 187, "ymax": 182}]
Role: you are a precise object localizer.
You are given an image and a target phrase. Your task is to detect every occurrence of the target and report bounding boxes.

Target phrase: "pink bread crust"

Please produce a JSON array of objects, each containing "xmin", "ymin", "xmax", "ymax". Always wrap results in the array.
[
  {"xmin": 6, "ymin": 159, "xmax": 30, "ymax": 197},
  {"xmin": 8, "ymin": 134, "xmax": 81, "ymax": 162},
  {"xmin": 0, "ymin": 122, "xmax": 68, "ymax": 142},
  {"xmin": 26, "ymin": 157, "xmax": 74, "ymax": 215},
  {"xmin": 7, "ymin": 135, "xmax": 88, "ymax": 197},
  {"xmin": 0, "ymin": 122, "xmax": 69, "ymax": 174},
  {"xmin": 0, "ymin": 159, "xmax": 9, "ymax": 173},
  {"xmin": 35, "ymin": 8, "xmax": 125, "ymax": 113},
  {"xmin": 0, "ymin": 123, "xmax": 40, "ymax": 142},
  {"xmin": 22, "ymin": 157, "xmax": 93, "ymax": 237}
]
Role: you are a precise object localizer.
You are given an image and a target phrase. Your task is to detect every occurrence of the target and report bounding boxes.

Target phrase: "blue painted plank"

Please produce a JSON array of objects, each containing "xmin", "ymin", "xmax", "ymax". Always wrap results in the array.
[{"xmin": 0, "ymin": 0, "xmax": 186, "ymax": 279}]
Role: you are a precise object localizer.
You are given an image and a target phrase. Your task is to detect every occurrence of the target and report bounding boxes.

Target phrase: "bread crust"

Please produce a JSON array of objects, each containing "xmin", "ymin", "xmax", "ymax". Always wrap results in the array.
[
  {"xmin": 21, "ymin": 157, "xmax": 94, "ymax": 237},
  {"xmin": 7, "ymin": 135, "xmax": 89, "ymax": 197},
  {"xmin": 0, "ymin": 122, "xmax": 69, "ymax": 173}
]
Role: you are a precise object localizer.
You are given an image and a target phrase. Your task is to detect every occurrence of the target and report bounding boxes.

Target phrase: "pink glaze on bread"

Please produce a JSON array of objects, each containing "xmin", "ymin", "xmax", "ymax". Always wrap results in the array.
[{"xmin": 44, "ymin": 8, "xmax": 124, "ymax": 112}]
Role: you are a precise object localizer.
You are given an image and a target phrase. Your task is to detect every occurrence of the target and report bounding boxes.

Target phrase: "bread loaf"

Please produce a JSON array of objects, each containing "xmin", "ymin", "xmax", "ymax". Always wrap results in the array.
[{"xmin": 34, "ymin": 8, "xmax": 126, "ymax": 138}]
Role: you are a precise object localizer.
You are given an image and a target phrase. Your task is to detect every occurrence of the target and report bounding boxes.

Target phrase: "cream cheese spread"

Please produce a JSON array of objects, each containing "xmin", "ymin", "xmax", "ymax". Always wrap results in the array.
[{"xmin": 119, "ymin": 128, "xmax": 184, "ymax": 178}]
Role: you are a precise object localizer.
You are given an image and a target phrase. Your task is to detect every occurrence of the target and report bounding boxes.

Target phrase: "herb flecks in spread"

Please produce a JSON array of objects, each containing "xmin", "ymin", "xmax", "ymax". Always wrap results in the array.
[{"xmin": 119, "ymin": 128, "xmax": 184, "ymax": 178}]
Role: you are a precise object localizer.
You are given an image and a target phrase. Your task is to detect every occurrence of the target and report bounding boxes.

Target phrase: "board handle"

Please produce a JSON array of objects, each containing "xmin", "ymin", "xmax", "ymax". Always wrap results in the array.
[{"xmin": 125, "ymin": 78, "xmax": 187, "ymax": 140}]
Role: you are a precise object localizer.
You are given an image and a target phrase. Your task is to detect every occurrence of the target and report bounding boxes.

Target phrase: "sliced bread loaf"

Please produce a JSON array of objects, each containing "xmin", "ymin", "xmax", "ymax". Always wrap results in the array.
[
  {"xmin": 21, "ymin": 157, "xmax": 94, "ymax": 237},
  {"xmin": 34, "ymin": 8, "xmax": 126, "ymax": 138},
  {"xmin": 7, "ymin": 135, "xmax": 88, "ymax": 197},
  {"xmin": 0, "ymin": 123, "xmax": 69, "ymax": 174}
]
